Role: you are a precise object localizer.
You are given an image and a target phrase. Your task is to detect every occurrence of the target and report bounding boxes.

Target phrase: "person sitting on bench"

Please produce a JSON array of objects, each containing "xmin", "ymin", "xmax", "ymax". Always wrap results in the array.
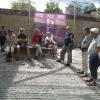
[
  {"xmin": 5, "ymin": 30, "xmax": 16, "ymax": 62},
  {"xmin": 16, "ymin": 28, "xmax": 31, "ymax": 61},
  {"xmin": 31, "ymin": 28, "xmax": 43, "ymax": 60},
  {"xmin": 44, "ymin": 32, "xmax": 57, "ymax": 53}
]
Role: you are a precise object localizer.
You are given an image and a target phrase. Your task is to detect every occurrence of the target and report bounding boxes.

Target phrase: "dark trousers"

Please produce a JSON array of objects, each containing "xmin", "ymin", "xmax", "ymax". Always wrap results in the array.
[
  {"xmin": 89, "ymin": 53, "xmax": 100, "ymax": 79},
  {"xmin": 60, "ymin": 45, "xmax": 73, "ymax": 63},
  {"xmin": 0, "ymin": 36, "xmax": 6, "ymax": 50}
]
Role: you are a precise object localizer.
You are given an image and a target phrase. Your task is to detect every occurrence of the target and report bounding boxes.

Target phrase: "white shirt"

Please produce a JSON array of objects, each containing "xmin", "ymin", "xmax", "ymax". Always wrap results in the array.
[
  {"xmin": 45, "ymin": 34, "xmax": 53, "ymax": 44},
  {"xmin": 81, "ymin": 34, "xmax": 92, "ymax": 47},
  {"xmin": 88, "ymin": 34, "xmax": 100, "ymax": 58}
]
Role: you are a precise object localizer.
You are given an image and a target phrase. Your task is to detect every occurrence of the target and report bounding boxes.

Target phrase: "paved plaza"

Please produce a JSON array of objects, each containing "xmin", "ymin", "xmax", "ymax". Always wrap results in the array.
[{"xmin": 0, "ymin": 48, "xmax": 100, "ymax": 100}]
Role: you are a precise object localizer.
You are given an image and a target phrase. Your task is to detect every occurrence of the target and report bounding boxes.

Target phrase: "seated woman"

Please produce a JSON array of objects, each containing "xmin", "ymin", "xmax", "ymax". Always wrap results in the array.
[
  {"xmin": 31, "ymin": 28, "xmax": 43, "ymax": 60},
  {"xmin": 16, "ymin": 28, "xmax": 31, "ymax": 61},
  {"xmin": 44, "ymin": 32, "xmax": 57, "ymax": 53},
  {"xmin": 5, "ymin": 30, "xmax": 16, "ymax": 62}
]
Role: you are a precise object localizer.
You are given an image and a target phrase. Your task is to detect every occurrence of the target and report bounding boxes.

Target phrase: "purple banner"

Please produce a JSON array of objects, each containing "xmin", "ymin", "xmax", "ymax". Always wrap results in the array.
[{"xmin": 34, "ymin": 12, "xmax": 66, "ymax": 45}]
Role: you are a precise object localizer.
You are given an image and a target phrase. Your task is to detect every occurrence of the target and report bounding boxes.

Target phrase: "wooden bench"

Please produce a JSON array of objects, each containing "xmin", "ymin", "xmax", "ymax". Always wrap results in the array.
[
  {"xmin": 13, "ymin": 45, "xmax": 57, "ymax": 60},
  {"xmin": 14, "ymin": 47, "xmax": 28, "ymax": 60},
  {"xmin": 42, "ymin": 47, "xmax": 57, "ymax": 58}
]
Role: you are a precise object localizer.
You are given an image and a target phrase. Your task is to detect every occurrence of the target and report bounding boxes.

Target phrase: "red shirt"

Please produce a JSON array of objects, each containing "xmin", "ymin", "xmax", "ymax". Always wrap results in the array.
[{"xmin": 32, "ymin": 34, "xmax": 42, "ymax": 44}]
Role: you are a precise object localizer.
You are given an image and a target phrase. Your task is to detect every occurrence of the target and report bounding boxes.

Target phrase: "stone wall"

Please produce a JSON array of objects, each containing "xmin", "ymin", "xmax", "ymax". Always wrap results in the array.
[
  {"xmin": 66, "ymin": 14, "xmax": 100, "ymax": 45},
  {"xmin": 0, "ymin": 16, "xmax": 34, "ymax": 33},
  {"xmin": 0, "ymin": 8, "xmax": 100, "ymax": 45}
]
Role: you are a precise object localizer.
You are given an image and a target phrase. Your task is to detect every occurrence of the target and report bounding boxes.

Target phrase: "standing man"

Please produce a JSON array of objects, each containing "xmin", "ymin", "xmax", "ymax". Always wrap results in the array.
[
  {"xmin": 77, "ymin": 27, "xmax": 92, "ymax": 77},
  {"xmin": 85, "ymin": 28, "xmax": 100, "ymax": 86},
  {"xmin": 56, "ymin": 26, "xmax": 74, "ymax": 66},
  {"xmin": 0, "ymin": 26, "xmax": 7, "ymax": 51}
]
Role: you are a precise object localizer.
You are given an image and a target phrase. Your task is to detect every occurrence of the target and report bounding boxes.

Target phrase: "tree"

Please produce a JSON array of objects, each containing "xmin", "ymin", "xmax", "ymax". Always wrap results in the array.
[
  {"xmin": 45, "ymin": 2, "xmax": 63, "ymax": 14},
  {"xmin": 95, "ymin": 8, "xmax": 100, "ymax": 19},
  {"xmin": 97, "ymin": 8, "xmax": 100, "ymax": 15},
  {"xmin": 67, "ymin": 2, "xmax": 81, "ymax": 14},
  {"xmin": 67, "ymin": 1, "xmax": 96, "ymax": 14},
  {"xmin": 83, "ymin": 3, "xmax": 96, "ymax": 14},
  {"xmin": 11, "ymin": 0, "xmax": 36, "ymax": 11}
]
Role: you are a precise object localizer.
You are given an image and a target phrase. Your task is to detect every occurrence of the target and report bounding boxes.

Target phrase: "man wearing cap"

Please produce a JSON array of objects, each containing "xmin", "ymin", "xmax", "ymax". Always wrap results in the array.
[
  {"xmin": 56, "ymin": 26, "xmax": 74, "ymax": 66},
  {"xmin": 16, "ymin": 28, "xmax": 31, "ymax": 61},
  {"xmin": 44, "ymin": 32, "xmax": 57, "ymax": 53},
  {"xmin": 85, "ymin": 27, "xmax": 100, "ymax": 86},
  {"xmin": 77, "ymin": 27, "xmax": 92, "ymax": 77}
]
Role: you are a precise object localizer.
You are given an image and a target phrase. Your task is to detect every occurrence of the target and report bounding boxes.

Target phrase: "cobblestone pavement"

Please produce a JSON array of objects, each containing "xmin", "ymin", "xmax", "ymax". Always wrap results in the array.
[{"xmin": 0, "ymin": 48, "xmax": 100, "ymax": 100}]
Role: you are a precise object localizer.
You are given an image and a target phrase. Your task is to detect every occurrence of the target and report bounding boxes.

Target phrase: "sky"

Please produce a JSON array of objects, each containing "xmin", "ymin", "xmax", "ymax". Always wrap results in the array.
[
  {"xmin": 0, "ymin": 0, "xmax": 100, "ymax": 13},
  {"xmin": 0, "ymin": 0, "xmax": 50, "ymax": 11}
]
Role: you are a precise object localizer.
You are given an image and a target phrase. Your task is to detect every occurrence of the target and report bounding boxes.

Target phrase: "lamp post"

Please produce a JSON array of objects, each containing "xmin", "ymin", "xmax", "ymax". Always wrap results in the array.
[
  {"xmin": 72, "ymin": 0, "xmax": 78, "ymax": 34},
  {"xmin": 28, "ymin": 0, "xmax": 31, "ymax": 26},
  {"xmin": 28, "ymin": 0, "xmax": 31, "ymax": 44},
  {"xmin": 73, "ymin": 5, "xmax": 76, "ymax": 34}
]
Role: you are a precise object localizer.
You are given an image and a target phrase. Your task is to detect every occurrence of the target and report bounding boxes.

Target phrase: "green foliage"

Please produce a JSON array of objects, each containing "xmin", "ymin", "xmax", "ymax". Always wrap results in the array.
[
  {"xmin": 96, "ymin": 8, "xmax": 100, "ymax": 19},
  {"xmin": 97, "ymin": 8, "xmax": 100, "ymax": 13},
  {"xmin": 68, "ymin": 1, "xmax": 96, "ymax": 14},
  {"xmin": 45, "ymin": 2, "xmax": 63, "ymax": 14},
  {"xmin": 83, "ymin": 3, "xmax": 96, "ymax": 14},
  {"xmin": 11, "ymin": 0, "xmax": 36, "ymax": 11},
  {"xmin": 68, "ymin": 3, "xmax": 81, "ymax": 14}
]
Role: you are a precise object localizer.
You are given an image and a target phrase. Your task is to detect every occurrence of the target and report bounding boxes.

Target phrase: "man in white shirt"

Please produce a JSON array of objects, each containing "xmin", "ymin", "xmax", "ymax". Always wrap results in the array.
[
  {"xmin": 85, "ymin": 27, "xmax": 100, "ymax": 86},
  {"xmin": 45, "ymin": 32, "xmax": 57, "ymax": 53},
  {"xmin": 45, "ymin": 32, "xmax": 55, "ymax": 46}
]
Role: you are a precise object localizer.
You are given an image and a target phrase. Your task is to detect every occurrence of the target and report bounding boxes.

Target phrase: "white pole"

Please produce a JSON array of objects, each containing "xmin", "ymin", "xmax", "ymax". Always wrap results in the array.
[
  {"xmin": 73, "ymin": 6, "xmax": 76, "ymax": 34},
  {"xmin": 72, "ymin": 0, "xmax": 78, "ymax": 34},
  {"xmin": 28, "ymin": 0, "xmax": 31, "ymax": 26},
  {"xmin": 28, "ymin": 0, "xmax": 31, "ymax": 44}
]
